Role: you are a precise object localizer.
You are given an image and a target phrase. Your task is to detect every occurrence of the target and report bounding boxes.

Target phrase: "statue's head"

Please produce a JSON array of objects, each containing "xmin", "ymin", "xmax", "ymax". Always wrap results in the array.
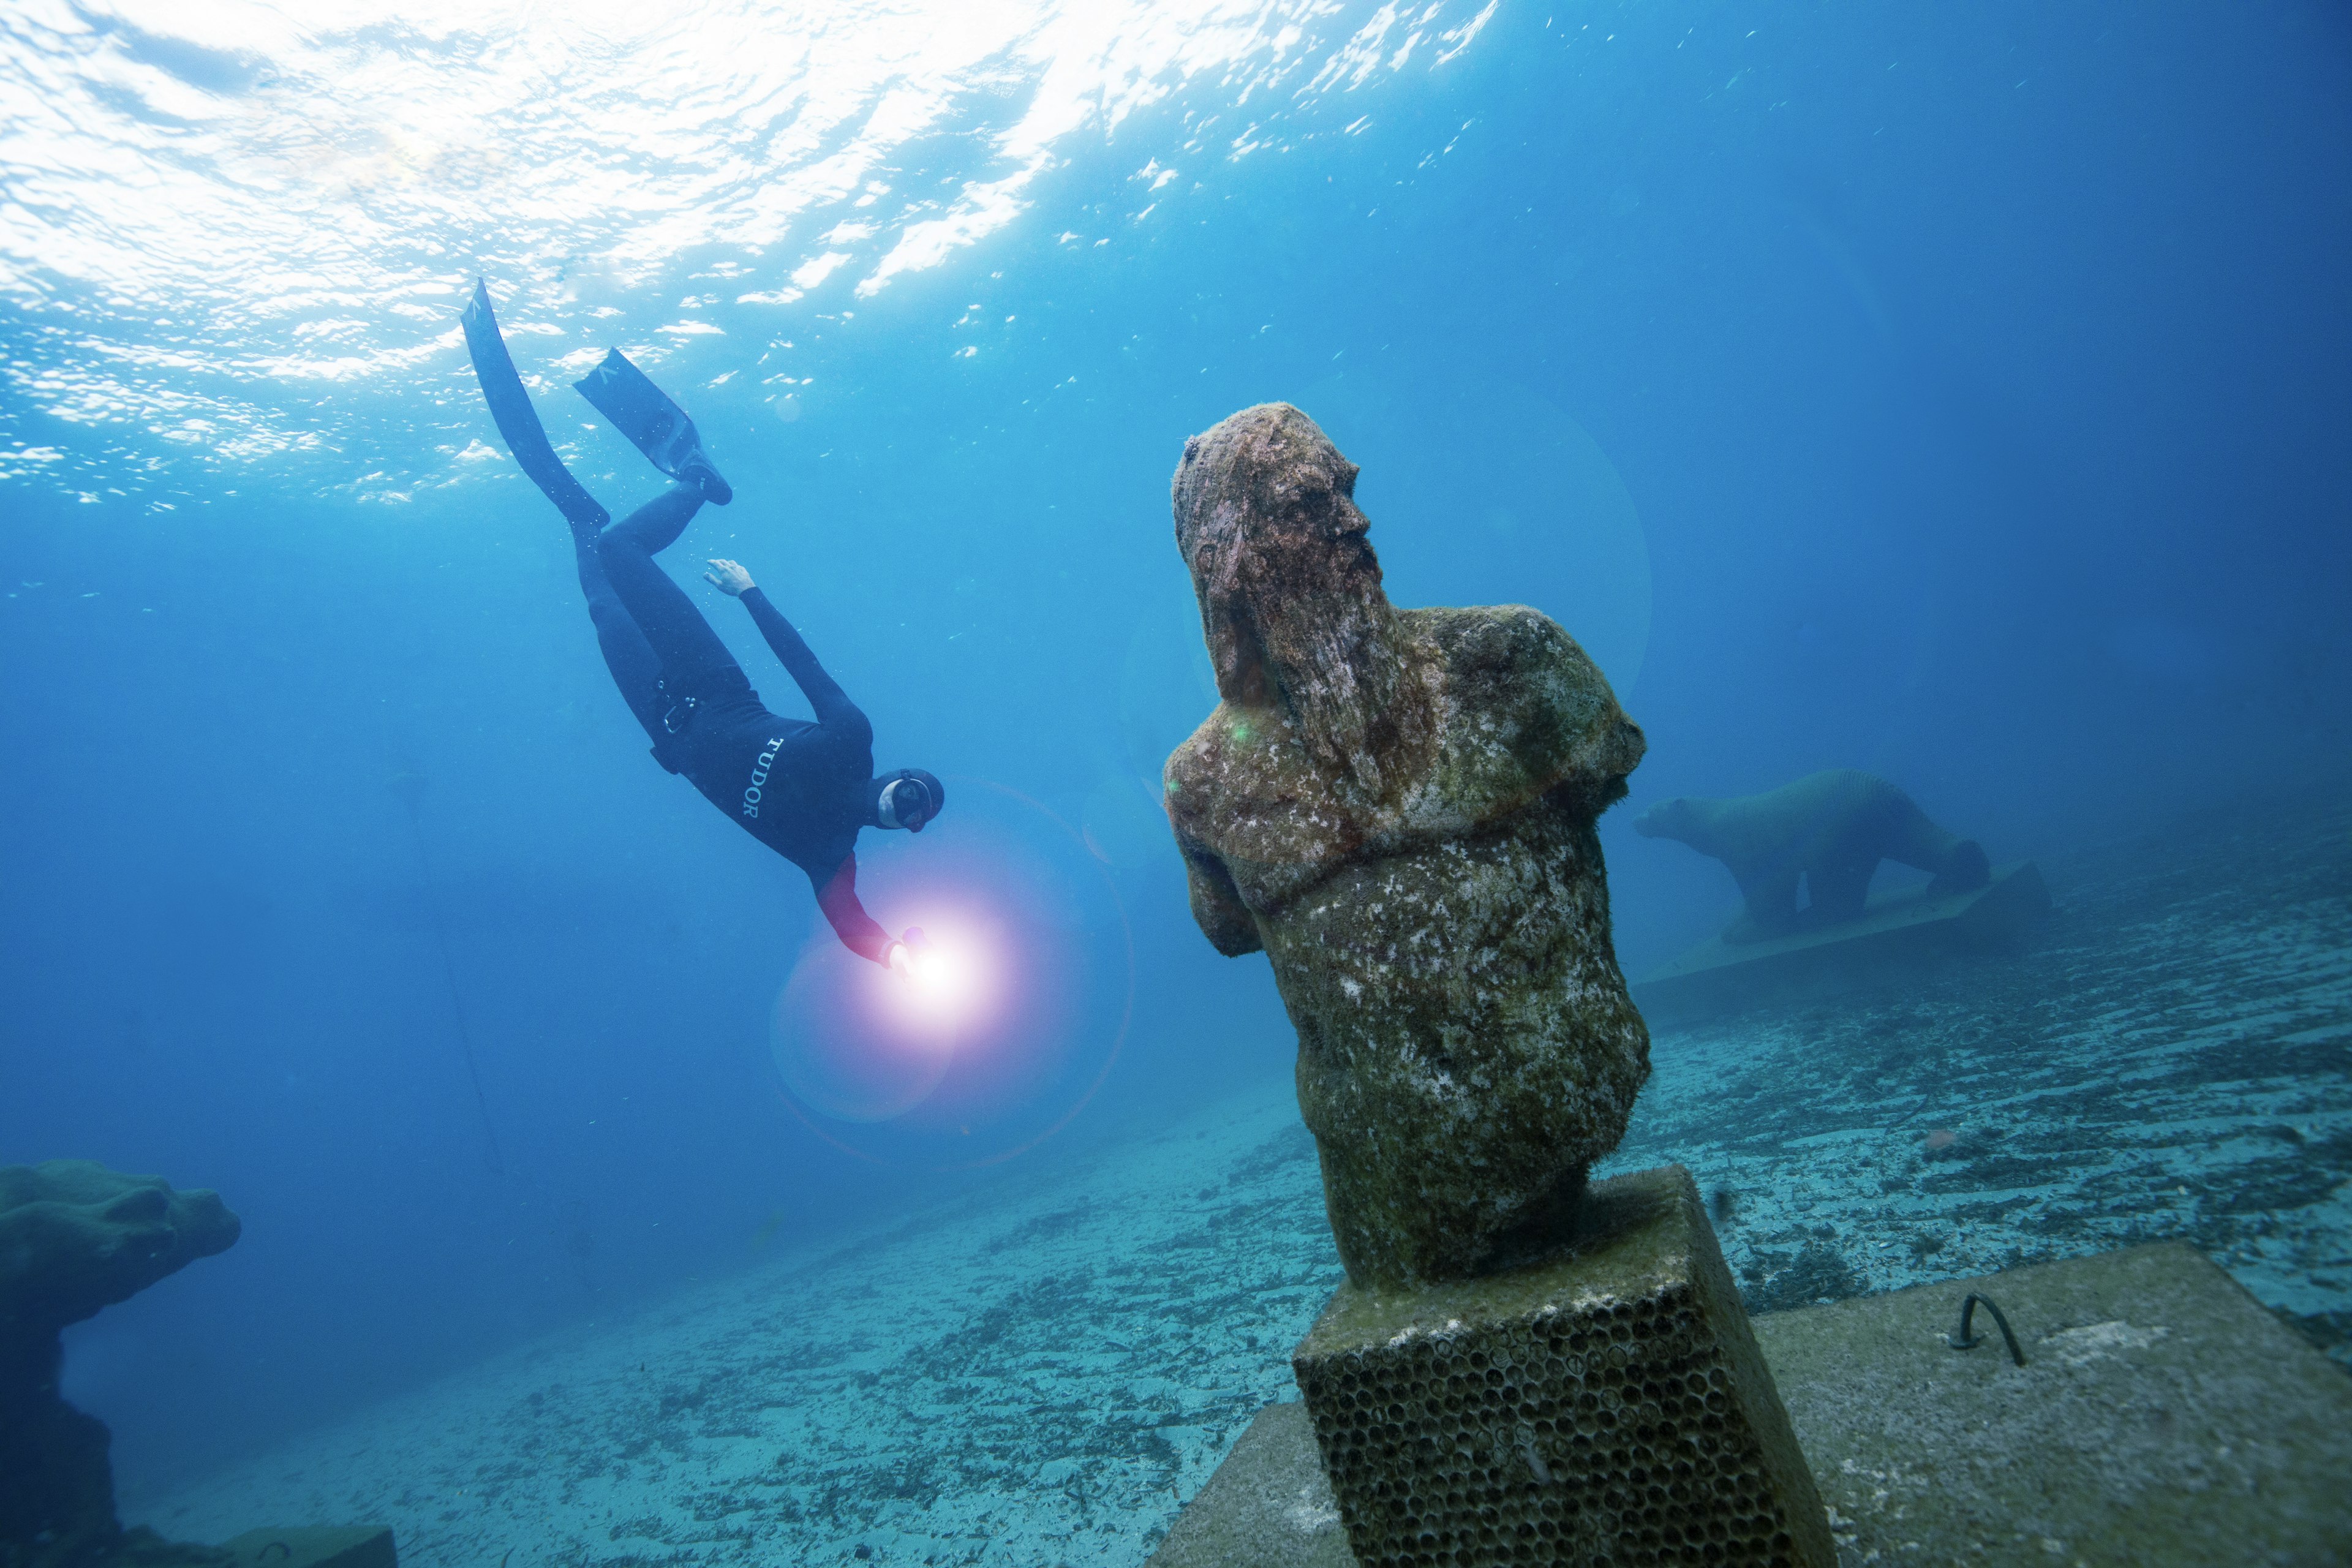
[{"xmin": 1172, "ymin": 404, "xmax": 1402, "ymax": 794}]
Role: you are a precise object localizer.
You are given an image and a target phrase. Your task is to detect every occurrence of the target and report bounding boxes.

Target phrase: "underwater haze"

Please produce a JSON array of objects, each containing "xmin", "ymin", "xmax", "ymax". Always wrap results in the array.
[{"xmin": 4, "ymin": 0, "xmax": 2350, "ymax": 1559}]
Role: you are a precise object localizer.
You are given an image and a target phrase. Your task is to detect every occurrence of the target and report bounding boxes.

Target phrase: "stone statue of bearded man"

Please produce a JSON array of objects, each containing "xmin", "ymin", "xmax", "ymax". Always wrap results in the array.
[{"xmin": 1163, "ymin": 403, "xmax": 1651, "ymax": 1290}]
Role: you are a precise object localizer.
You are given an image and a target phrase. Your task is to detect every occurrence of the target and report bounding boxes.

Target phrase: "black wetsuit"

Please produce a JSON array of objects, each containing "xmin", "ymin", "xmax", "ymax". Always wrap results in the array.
[{"xmin": 575, "ymin": 488, "xmax": 892, "ymax": 961}]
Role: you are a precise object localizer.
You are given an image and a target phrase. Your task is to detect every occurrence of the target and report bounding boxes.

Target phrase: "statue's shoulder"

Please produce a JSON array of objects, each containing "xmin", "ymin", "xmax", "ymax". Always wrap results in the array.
[
  {"xmin": 1164, "ymin": 703, "xmax": 1349, "ymax": 878},
  {"xmin": 1164, "ymin": 704, "xmax": 1292, "ymax": 842},
  {"xmin": 1401, "ymin": 605, "xmax": 1643, "ymax": 799},
  {"xmin": 1408, "ymin": 601, "xmax": 1570, "ymax": 674},
  {"xmin": 1162, "ymin": 707, "xmax": 1222, "ymax": 819},
  {"xmin": 1407, "ymin": 603, "xmax": 1618, "ymax": 720}
]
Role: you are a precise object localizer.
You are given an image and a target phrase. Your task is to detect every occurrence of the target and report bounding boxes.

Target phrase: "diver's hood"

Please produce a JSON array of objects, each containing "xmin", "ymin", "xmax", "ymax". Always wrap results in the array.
[{"xmin": 875, "ymin": 769, "xmax": 946, "ymax": 831}]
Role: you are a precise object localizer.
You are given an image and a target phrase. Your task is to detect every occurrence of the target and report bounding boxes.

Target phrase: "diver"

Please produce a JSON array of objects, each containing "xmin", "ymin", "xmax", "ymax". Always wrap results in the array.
[{"xmin": 459, "ymin": 279, "xmax": 942, "ymax": 974}]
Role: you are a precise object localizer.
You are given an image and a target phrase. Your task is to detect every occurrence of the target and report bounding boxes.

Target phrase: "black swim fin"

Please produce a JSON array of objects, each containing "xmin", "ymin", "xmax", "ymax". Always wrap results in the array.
[
  {"xmin": 459, "ymin": 279, "xmax": 610, "ymax": 532},
  {"xmin": 573, "ymin": 349, "xmax": 733, "ymax": 505}
]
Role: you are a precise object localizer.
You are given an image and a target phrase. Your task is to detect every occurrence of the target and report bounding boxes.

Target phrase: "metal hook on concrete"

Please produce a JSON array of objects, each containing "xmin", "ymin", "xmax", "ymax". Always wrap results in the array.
[{"xmin": 1948, "ymin": 1292, "xmax": 2027, "ymax": 1366}]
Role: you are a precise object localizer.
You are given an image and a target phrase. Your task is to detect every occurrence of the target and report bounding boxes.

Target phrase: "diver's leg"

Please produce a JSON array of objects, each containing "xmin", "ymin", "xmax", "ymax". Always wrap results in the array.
[
  {"xmin": 603, "ymin": 484, "xmax": 703, "ymax": 558},
  {"xmin": 571, "ymin": 527, "xmax": 668, "ymax": 745},
  {"xmin": 595, "ymin": 488, "xmax": 744, "ymax": 695}
]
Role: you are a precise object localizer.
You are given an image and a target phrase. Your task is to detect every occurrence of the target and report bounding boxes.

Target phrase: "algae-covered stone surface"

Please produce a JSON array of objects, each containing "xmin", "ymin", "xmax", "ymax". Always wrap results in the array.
[{"xmin": 1163, "ymin": 402, "xmax": 1649, "ymax": 1288}]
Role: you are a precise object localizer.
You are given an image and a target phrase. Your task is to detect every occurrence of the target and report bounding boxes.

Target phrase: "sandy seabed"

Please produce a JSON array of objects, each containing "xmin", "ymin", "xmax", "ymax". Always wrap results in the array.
[
  {"xmin": 126, "ymin": 794, "xmax": 2352, "ymax": 1568},
  {"xmin": 128, "ymin": 1087, "xmax": 1343, "ymax": 1568}
]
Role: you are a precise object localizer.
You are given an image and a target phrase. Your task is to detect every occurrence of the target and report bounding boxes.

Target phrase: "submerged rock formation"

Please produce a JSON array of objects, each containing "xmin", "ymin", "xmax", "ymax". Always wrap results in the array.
[
  {"xmin": 1162, "ymin": 402, "xmax": 1650, "ymax": 1289},
  {"xmin": 0, "ymin": 1161, "xmax": 239, "ymax": 1568}
]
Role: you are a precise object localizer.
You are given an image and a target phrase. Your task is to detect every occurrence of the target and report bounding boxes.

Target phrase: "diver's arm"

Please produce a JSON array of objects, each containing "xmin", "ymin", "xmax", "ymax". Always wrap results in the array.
[
  {"xmin": 744, "ymin": 589, "xmax": 869, "ymax": 736},
  {"xmin": 813, "ymin": 856, "xmax": 897, "ymax": 967},
  {"xmin": 744, "ymin": 590, "xmax": 872, "ymax": 739},
  {"xmin": 705, "ymin": 560, "xmax": 872, "ymax": 739}
]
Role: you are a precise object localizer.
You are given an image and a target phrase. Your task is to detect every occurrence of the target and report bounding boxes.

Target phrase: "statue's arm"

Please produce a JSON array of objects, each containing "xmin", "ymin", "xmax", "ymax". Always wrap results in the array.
[{"xmin": 1178, "ymin": 837, "xmax": 1264, "ymax": 957}]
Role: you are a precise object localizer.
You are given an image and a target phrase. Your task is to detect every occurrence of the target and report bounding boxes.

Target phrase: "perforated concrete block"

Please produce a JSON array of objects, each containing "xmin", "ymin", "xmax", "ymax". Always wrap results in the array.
[{"xmin": 1292, "ymin": 1164, "xmax": 1833, "ymax": 1568}]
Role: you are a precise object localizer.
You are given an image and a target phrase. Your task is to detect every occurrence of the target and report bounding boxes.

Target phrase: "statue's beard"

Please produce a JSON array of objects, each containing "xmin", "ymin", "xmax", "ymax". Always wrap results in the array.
[{"xmin": 1210, "ymin": 559, "xmax": 1407, "ymax": 801}]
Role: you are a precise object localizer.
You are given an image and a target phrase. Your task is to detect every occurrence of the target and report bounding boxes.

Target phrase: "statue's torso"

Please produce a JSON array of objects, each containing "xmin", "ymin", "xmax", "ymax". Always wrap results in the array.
[{"xmin": 1164, "ymin": 603, "xmax": 1653, "ymax": 1284}]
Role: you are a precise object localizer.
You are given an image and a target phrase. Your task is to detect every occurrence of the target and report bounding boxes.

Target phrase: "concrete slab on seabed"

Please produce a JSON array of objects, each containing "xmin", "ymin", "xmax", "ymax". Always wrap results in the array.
[
  {"xmin": 1146, "ymin": 1243, "xmax": 2352, "ymax": 1567},
  {"xmin": 1629, "ymin": 862, "xmax": 2052, "ymax": 1027},
  {"xmin": 218, "ymin": 1528, "xmax": 396, "ymax": 1568}
]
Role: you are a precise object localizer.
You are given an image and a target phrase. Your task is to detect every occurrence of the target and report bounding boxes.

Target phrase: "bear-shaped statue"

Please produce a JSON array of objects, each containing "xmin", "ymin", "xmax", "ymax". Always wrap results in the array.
[
  {"xmin": 1163, "ymin": 402, "xmax": 1650, "ymax": 1290},
  {"xmin": 1635, "ymin": 770, "xmax": 1990, "ymax": 945}
]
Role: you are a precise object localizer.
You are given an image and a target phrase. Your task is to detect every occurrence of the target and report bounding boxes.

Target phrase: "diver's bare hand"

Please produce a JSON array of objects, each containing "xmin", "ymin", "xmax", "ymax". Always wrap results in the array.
[{"xmin": 703, "ymin": 558, "xmax": 754, "ymax": 596}]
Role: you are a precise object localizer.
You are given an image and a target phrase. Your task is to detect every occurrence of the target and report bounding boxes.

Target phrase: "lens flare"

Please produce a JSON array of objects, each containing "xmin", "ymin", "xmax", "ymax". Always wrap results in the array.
[
  {"xmin": 769, "ymin": 779, "xmax": 1133, "ymax": 1165},
  {"xmin": 869, "ymin": 911, "xmax": 1010, "ymax": 1043},
  {"xmin": 770, "ymin": 941, "xmax": 954, "ymax": 1123}
]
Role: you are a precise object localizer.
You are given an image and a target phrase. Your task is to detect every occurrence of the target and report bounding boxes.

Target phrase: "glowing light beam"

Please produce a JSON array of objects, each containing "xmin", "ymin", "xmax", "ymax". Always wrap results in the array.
[{"xmin": 769, "ymin": 778, "xmax": 1134, "ymax": 1167}]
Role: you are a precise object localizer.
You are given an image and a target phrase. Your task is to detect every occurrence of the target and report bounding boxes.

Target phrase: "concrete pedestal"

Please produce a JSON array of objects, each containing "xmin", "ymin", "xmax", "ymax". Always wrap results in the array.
[
  {"xmin": 1149, "ymin": 1243, "xmax": 2352, "ymax": 1567},
  {"xmin": 1143, "ymin": 1401, "xmax": 1357, "ymax": 1568},
  {"xmin": 1287, "ymin": 1166, "xmax": 1834, "ymax": 1567}
]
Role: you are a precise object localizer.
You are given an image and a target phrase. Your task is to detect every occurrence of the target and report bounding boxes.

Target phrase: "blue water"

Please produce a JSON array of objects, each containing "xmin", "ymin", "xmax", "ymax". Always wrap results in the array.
[{"xmin": 3, "ymin": 0, "xmax": 2348, "ymax": 1535}]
